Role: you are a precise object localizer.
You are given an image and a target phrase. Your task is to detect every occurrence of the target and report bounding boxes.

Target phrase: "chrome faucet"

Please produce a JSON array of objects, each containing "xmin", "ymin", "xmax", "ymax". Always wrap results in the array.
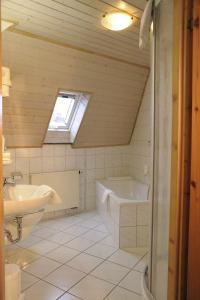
[
  {"xmin": 3, "ymin": 171, "xmax": 23, "ymax": 187},
  {"xmin": 3, "ymin": 177, "xmax": 16, "ymax": 187}
]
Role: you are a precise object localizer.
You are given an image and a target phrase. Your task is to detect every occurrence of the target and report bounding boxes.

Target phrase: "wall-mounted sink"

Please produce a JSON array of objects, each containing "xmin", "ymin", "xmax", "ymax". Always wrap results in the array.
[
  {"xmin": 4, "ymin": 184, "xmax": 62, "ymax": 244},
  {"xmin": 4, "ymin": 184, "xmax": 53, "ymax": 217}
]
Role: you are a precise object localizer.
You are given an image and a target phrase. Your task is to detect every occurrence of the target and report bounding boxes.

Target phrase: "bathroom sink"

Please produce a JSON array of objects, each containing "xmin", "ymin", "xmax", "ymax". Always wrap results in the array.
[{"xmin": 4, "ymin": 184, "xmax": 56, "ymax": 217}]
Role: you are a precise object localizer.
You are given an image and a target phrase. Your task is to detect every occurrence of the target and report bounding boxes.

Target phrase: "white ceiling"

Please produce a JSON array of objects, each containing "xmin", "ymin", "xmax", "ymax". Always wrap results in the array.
[{"xmin": 1, "ymin": 0, "xmax": 149, "ymax": 66}]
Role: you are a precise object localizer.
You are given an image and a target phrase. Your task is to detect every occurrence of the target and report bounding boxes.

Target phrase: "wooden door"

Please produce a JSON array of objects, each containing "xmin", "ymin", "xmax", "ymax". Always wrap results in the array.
[
  {"xmin": 187, "ymin": 0, "xmax": 200, "ymax": 299},
  {"xmin": 0, "ymin": 23, "xmax": 5, "ymax": 300},
  {"xmin": 168, "ymin": 0, "xmax": 192, "ymax": 299}
]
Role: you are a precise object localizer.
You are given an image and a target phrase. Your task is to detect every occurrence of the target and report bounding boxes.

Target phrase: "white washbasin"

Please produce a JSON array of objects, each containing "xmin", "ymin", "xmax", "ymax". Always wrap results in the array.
[{"xmin": 4, "ymin": 184, "xmax": 53, "ymax": 217}]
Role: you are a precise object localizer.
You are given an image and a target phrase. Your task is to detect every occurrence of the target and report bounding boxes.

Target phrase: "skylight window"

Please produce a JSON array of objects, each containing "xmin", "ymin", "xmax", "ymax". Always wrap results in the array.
[
  {"xmin": 48, "ymin": 93, "xmax": 79, "ymax": 131},
  {"xmin": 45, "ymin": 90, "xmax": 90, "ymax": 144}
]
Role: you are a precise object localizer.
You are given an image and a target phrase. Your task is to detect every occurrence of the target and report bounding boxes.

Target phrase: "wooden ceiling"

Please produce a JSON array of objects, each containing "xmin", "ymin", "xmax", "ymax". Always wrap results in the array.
[
  {"xmin": 2, "ymin": 0, "xmax": 150, "ymax": 148},
  {"xmin": 1, "ymin": 0, "xmax": 149, "ymax": 66}
]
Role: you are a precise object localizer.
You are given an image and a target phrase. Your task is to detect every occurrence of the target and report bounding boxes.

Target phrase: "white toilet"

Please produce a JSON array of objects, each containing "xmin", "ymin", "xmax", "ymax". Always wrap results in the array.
[
  {"xmin": 141, "ymin": 266, "xmax": 155, "ymax": 300},
  {"xmin": 5, "ymin": 264, "xmax": 24, "ymax": 300}
]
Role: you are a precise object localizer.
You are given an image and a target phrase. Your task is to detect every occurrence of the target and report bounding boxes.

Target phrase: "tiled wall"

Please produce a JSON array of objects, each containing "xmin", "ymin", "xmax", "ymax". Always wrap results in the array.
[
  {"xmin": 129, "ymin": 76, "xmax": 152, "ymax": 186},
  {"xmin": 4, "ymin": 145, "xmax": 131, "ymax": 210}
]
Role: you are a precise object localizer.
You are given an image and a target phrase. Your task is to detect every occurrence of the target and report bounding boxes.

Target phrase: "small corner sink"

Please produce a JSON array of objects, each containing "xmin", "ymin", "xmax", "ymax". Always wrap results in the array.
[{"xmin": 4, "ymin": 184, "xmax": 52, "ymax": 217}]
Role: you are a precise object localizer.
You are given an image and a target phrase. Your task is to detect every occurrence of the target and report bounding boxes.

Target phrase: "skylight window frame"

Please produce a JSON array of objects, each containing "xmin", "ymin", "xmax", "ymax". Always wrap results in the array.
[{"xmin": 63, "ymin": 95, "xmax": 80, "ymax": 130}]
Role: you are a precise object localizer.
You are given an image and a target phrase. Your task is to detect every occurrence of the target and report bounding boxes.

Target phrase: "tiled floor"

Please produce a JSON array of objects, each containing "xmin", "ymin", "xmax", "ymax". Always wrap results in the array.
[{"xmin": 5, "ymin": 211, "xmax": 148, "ymax": 300}]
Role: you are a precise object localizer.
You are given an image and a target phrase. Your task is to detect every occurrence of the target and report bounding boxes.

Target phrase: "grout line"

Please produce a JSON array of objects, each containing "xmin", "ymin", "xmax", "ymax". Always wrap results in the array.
[{"xmin": 57, "ymin": 291, "xmax": 83, "ymax": 300}]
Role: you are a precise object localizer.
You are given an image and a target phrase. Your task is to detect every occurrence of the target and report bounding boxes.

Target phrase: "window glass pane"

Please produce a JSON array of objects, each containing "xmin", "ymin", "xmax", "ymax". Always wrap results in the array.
[{"xmin": 49, "ymin": 96, "xmax": 76, "ymax": 130}]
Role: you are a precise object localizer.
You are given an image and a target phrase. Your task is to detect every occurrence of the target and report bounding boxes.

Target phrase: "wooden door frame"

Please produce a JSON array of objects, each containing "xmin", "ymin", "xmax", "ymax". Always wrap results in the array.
[
  {"xmin": 187, "ymin": 0, "xmax": 200, "ymax": 299},
  {"xmin": 0, "ymin": 19, "xmax": 5, "ymax": 300},
  {"xmin": 168, "ymin": 0, "xmax": 193, "ymax": 299}
]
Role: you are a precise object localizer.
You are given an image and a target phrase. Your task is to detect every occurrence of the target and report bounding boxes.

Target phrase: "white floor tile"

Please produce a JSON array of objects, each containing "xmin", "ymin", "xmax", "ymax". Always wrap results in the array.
[
  {"xmin": 78, "ymin": 212, "xmax": 98, "ymax": 220},
  {"xmin": 94, "ymin": 224, "xmax": 108, "ymax": 233},
  {"xmin": 80, "ymin": 219, "xmax": 100, "ymax": 229},
  {"xmin": 66, "ymin": 237, "xmax": 96, "ymax": 251},
  {"xmin": 67, "ymin": 253, "xmax": 103, "ymax": 273},
  {"xmin": 91, "ymin": 215, "xmax": 103, "ymax": 223},
  {"xmin": 91, "ymin": 261, "xmax": 129, "ymax": 284},
  {"xmin": 45, "ymin": 265, "xmax": 85, "ymax": 291},
  {"xmin": 32, "ymin": 223, "xmax": 46, "ymax": 232},
  {"xmin": 17, "ymin": 235, "xmax": 42, "ymax": 248},
  {"xmin": 69, "ymin": 275, "xmax": 114, "ymax": 300},
  {"xmin": 64, "ymin": 225, "xmax": 90, "ymax": 236},
  {"xmin": 28, "ymin": 240, "xmax": 58, "ymax": 255},
  {"xmin": 81, "ymin": 230, "xmax": 108, "ymax": 242},
  {"xmin": 24, "ymin": 257, "xmax": 61, "ymax": 278},
  {"xmin": 46, "ymin": 220, "xmax": 72, "ymax": 231},
  {"xmin": 38, "ymin": 220, "xmax": 57, "ymax": 228},
  {"xmin": 119, "ymin": 270, "xmax": 142, "ymax": 295},
  {"xmin": 45, "ymin": 246, "xmax": 80, "ymax": 264},
  {"xmin": 24, "ymin": 280, "xmax": 63, "ymax": 300},
  {"xmin": 106, "ymin": 286, "xmax": 142, "ymax": 300},
  {"xmin": 32, "ymin": 227, "xmax": 57, "ymax": 239},
  {"xmin": 85, "ymin": 243, "xmax": 117, "ymax": 259},
  {"xmin": 21, "ymin": 271, "xmax": 39, "ymax": 291},
  {"xmin": 62, "ymin": 217, "xmax": 80, "ymax": 227},
  {"xmin": 47, "ymin": 232, "xmax": 76, "ymax": 244},
  {"xmin": 108, "ymin": 249, "xmax": 142, "ymax": 268},
  {"xmin": 59, "ymin": 293, "xmax": 81, "ymax": 300},
  {"xmin": 100, "ymin": 236, "xmax": 117, "ymax": 247}
]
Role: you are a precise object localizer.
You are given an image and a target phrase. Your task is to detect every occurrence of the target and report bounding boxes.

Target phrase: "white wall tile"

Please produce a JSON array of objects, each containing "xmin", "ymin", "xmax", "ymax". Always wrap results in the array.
[
  {"xmin": 120, "ymin": 205, "xmax": 137, "ymax": 226},
  {"xmin": 42, "ymin": 145, "xmax": 54, "ymax": 157},
  {"xmin": 95, "ymin": 154, "xmax": 105, "ymax": 169},
  {"xmin": 66, "ymin": 155, "xmax": 77, "ymax": 170},
  {"xmin": 16, "ymin": 157, "xmax": 29, "ymax": 174},
  {"xmin": 16, "ymin": 148, "xmax": 30, "ymax": 158},
  {"xmin": 76, "ymin": 155, "xmax": 85, "ymax": 170},
  {"xmin": 86, "ymin": 169, "xmax": 95, "ymax": 183},
  {"xmin": 136, "ymin": 226, "xmax": 149, "ymax": 247},
  {"xmin": 30, "ymin": 157, "xmax": 42, "ymax": 174},
  {"xmin": 86, "ymin": 155, "xmax": 95, "ymax": 169},
  {"xmin": 137, "ymin": 204, "xmax": 149, "ymax": 226},
  {"xmin": 54, "ymin": 145, "xmax": 65, "ymax": 157},
  {"xmin": 29, "ymin": 148, "xmax": 42, "ymax": 158},
  {"xmin": 73, "ymin": 148, "xmax": 85, "ymax": 156},
  {"xmin": 129, "ymin": 76, "xmax": 152, "ymax": 189},
  {"xmin": 119, "ymin": 227, "xmax": 137, "ymax": 248},
  {"xmin": 54, "ymin": 156, "xmax": 66, "ymax": 171},
  {"xmin": 95, "ymin": 168, "xmax": 105, "ymax": 180},
  {"xmin": 42, "ymin": 157, "xmax": 54, "ymax": 172}
]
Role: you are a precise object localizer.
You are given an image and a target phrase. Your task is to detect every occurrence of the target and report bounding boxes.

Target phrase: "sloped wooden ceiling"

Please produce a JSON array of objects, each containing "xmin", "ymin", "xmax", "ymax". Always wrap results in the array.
[{"xmin": 2, "ymin": 0, "xmax": 150, "ymax": 148}]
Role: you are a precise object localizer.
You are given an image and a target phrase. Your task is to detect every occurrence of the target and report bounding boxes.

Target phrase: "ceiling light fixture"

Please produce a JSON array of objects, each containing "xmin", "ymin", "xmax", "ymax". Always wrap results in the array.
[{"xmin": 102, "ymin": 12, "xmax": 134, "ymax": 31}]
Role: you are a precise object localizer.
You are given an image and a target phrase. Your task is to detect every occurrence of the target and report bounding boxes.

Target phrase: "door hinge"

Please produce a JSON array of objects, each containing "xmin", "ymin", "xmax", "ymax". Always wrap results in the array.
[{"xmin": 187, "ymin": 17, "xmax": 199, "ymax": 31}]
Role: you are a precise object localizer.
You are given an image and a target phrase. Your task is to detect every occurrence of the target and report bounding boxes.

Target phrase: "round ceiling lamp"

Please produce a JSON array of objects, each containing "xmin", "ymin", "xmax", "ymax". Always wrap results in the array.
[{"xmin": 102, "ymin": 12, "xmax": 134, "ymax": 31}]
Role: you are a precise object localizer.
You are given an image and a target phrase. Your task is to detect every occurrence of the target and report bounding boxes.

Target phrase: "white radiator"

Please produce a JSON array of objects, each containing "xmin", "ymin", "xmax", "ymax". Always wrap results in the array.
[{"xmin": 30, "ymin": 170, "xmax": 79, "ymax": 212}]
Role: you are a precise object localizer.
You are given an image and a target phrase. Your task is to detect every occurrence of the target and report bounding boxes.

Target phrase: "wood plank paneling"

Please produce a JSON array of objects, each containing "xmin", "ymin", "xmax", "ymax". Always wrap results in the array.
[
  {"xmin": 2, "ymin": 31, "xmax": 149, "ymax": 148},
  {"xmin": 1, "ymin": 0, "xmax": 150, "ymax": 66}
]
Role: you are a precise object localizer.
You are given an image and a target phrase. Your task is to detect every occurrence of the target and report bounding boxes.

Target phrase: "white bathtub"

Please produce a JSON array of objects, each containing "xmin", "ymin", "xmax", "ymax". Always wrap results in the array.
[{"xmin": 96, "ymin": 177, "xmax": 149, "ymax": 249}]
